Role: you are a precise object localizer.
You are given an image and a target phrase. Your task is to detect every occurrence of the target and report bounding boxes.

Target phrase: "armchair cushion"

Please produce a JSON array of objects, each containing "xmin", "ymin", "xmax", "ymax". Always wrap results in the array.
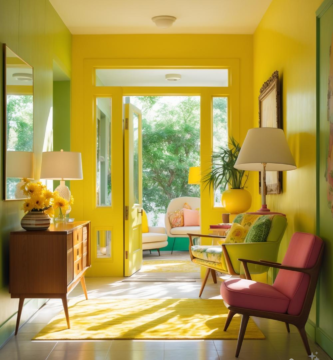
[
  {"xmin": 170, "ymin": 226, "xmax": 201, "ymax": 235},
  {"xmin": 191, "ymin": 245, "xmax": 223, "ymax": 263},
  {"xmin": 221, "ymin": 278, "xmax": 289, "ymax": 313},
  {"xmin": 244, "ymin": 215, "xmax": 273, "ymax": 243},
  {"xmin": 224, "ymin": 223, "xmax": 248, "ymax": 243},
  {"xmin": 142, "ymin": 232, "xmax": 168, "ymax": 244}
]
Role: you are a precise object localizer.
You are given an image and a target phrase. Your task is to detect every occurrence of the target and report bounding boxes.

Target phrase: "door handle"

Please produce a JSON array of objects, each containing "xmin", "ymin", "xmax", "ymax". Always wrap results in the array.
[{"xmin": 137, "ymin": 209, "xmax": 143, "ymax": 215}]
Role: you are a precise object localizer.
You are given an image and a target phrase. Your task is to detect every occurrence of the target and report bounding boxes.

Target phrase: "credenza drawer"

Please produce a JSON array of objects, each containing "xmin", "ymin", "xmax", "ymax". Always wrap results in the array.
[
  {"xmin": 74, "ymin": 242, "xmax": 82, "ymax": 262},
  {"xmin": 74, "ymin": 259, "xmax": 82, "ymax": 277},
  {"xmin": 73, "ymin": 228, "xmax": 82, "ymax": 245},
  {"xmin": 83, "ymin": 226, "xmax": 88, "ymax": 242}
]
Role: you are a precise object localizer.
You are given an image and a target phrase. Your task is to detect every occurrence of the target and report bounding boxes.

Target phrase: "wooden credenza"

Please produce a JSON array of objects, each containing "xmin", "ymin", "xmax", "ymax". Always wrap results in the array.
[{"xmin": 10, "ymin": 221, "xmax": 91, "ymax": 334}]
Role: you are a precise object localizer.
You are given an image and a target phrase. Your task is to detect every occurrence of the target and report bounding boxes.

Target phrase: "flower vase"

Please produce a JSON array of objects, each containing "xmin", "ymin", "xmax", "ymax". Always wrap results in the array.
[
  {"xmin": 56, "ymin": 208, "xmax": 66, "ymax": 224},
  {"xmin": 21, "ymin": 210, "xmax": 51, "ymax": 231}
]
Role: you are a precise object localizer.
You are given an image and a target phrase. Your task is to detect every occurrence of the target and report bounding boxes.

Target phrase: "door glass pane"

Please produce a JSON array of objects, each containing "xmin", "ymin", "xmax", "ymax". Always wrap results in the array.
[
  {"xmin": 96, "ymin": 230, "xmax": 111, "ymax": 258},
  {"xmin": 213, "ymin": 97, "xmax": 228, "ymax": 207},
  {"xmin": 96, "ymin": 98, "xmax": 111, "ymax": 206},
  {"xmin": 133, "ymin": 113, "xmax": 139, "ymax": 204}
]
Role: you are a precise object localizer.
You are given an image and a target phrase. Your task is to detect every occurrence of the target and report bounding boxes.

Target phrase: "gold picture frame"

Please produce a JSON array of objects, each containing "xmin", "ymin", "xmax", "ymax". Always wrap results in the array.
[{"xmin": 259, "ymin": 71, "xmax": 282, "ymax": 194}]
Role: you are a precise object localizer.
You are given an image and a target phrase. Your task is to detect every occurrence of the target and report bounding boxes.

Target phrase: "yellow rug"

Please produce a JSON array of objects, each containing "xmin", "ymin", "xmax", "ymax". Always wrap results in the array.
[
  {"xmin": 33, "ymin": 299, "xmax": 265, "ymax": 340},
  {"xmin": 141, "ymin": 260, "xmax": 200, "ymax": 273}
]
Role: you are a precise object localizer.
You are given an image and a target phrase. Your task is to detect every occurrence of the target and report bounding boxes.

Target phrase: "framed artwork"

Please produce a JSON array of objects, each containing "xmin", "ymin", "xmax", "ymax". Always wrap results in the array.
[{"xmin": 258, "ymin": 71, "xmax": 282, "ymax": 194}]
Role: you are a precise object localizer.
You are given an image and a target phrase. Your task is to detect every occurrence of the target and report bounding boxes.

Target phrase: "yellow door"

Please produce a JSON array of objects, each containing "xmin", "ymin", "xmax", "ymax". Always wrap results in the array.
[{"xmin": 124, "ymin": 101, "xmax": 143, "ymax": 276}]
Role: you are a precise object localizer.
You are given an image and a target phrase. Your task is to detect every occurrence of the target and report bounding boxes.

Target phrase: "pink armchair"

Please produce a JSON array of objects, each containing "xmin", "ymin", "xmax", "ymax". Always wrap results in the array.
[{"xmin": 220, "ymin": 232, "xmax": 324, "ymax": 358}]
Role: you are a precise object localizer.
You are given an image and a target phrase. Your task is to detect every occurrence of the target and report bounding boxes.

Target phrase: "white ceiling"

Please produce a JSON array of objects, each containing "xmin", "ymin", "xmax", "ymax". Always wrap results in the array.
[
  {"xmin": 50, "ymin": 0, "xmax": 272, "ymax": 35},
  {"xmin": 96, "ymin": 69, "xmax": 228, "ymax": 87}
]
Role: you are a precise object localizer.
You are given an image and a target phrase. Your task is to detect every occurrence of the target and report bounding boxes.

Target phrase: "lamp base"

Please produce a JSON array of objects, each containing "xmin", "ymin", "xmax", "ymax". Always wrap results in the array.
[
  {"xmin": 54, "ymin": 180, "xmax": 71, "ymax": 215},
  {"xmin": 257, "ymin": 204, "xmax": 271, "ymax": 212}
]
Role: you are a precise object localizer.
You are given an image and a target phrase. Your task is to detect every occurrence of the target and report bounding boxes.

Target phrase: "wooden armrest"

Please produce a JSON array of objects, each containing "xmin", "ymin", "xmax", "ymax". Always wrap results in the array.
[
  {"xmin": 188, "ymin": 233, "xmax": 226, "ymax": 239},
  {"xmin": 259, "ymin": 260, "xmax": 281, "ymax": 266},
  {"xmin": 238, "ymin": 258, "xmax": 311, "ymax": 274}
]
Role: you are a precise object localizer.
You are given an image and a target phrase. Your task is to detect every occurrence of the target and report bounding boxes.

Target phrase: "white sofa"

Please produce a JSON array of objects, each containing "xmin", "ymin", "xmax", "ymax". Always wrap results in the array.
[
  {"xmin": 142, "ymin": 226, "xmax": 168, "ymax": 256},
  {"xmin": 165, "ymin": 197, "xmax": 201, "ymax": 253}
]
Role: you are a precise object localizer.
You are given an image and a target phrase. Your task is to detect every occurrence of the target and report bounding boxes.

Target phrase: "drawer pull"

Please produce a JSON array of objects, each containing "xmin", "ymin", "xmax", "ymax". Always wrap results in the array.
[
  {"xmin": 77, "ymin": 263, "xmax": 79, "ymax": 271},
  {"xmin": 77, "ymin": 249, "xmax": 79, "ymax": 256},
  {"xmin": 77, "ymin": 234, "xmax": 79, "ymax": 241}
]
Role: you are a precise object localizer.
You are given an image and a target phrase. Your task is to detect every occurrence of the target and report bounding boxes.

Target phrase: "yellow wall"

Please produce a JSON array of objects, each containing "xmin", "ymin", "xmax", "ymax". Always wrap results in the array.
[
  {"xmin": 253, "ymin": 0, "xmax": 322, "ymax": 327},
  {"xmin": 0, "ymin": 0, "xmax": 71, "ymax": 345}
]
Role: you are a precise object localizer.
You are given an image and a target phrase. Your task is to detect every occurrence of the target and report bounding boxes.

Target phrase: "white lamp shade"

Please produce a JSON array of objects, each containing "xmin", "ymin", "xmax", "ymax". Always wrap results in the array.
[
  {"xmin": 234, "ymin": 128, "xmax": 296, "ymax": 171},
  {"xmin": 7, "ymin": 151, "xmax": 34, "ymax": 179},
  {"xmin": 40, "ymin": 151, "xmax": 83, "ymax": 180}
]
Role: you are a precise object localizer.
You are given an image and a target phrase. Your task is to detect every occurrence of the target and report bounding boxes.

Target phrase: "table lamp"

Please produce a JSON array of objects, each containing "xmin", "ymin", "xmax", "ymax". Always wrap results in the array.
[
  {"xmin": 234, "ymin": 128, "xmax": 296, "ymax": 212},
  {"xmin": 188, "ymin": 166, "xmax": 201, "ymax": 185},
  {"xmin": 7, "ymin": 151, "xmax": 34, "ymax": 199},
  {"xmin": 40, "ymin": 150, "xmax": 83, "ymax": 213}
]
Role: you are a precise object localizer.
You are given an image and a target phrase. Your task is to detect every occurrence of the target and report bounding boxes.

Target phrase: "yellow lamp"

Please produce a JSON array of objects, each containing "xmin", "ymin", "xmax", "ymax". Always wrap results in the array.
[{"xmin": 188, "ymin": 166, "xmax": 201, "ymax": 185}]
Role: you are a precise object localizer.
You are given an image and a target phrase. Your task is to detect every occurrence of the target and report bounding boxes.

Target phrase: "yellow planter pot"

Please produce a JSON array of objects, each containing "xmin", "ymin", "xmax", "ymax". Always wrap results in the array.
[{"xmin": 221, "ymin": 189, "xmax": 252, "ymax": 214}]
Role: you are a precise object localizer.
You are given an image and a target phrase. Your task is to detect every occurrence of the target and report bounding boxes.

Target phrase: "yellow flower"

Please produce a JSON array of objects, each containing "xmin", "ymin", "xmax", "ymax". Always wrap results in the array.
[
  {"xmin": 22, "ymin": 199, "xmax": 33, "ymax": 212},
  {"xmin": 69, "ymin": 195, "xmax": 74, "ymax": 205},
  {"xmin": 53, "ymin": 196, "xmax": 69, "ymax": 212},
  {"xmin": 30, "ymin": 195, "xmax": 46, "ymax": 210},
  {"xmin": 44, "ymin": 190, "xmax": 54, "ymax": 200},
  {"xmin": 26, "ymin": 182, "xmax": 42, "ymax": 196},
  {"xmin": 44, "ymin": 207, "xmax": 54, "ymax": 218}
]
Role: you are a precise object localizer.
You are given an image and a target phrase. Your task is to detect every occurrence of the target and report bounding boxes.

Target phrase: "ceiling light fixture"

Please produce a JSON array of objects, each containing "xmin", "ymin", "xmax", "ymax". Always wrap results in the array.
[
  {"xmin": 12, "ymin": 73, "xmax": 33, "ymax": 81},
  {"xmin": 152, "ymin": 16, "xmax": 177, "ymax": 28},
  {"xmin": 165, "ymin": 74, "xmax": 181, "ymax": 82}
]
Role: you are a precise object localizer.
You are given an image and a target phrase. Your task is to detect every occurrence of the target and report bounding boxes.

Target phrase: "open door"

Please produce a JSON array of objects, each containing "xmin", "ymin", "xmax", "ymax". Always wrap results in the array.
[{"xmin": 124, "ymin": 101, "xmax": 143, "ymax": 276}]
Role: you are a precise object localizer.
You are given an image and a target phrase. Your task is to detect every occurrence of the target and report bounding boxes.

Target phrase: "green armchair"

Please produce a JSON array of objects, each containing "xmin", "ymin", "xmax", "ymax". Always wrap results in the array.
[{"xmin": 188, "ymin": 213, "xmax": 287, "ymax": 297}]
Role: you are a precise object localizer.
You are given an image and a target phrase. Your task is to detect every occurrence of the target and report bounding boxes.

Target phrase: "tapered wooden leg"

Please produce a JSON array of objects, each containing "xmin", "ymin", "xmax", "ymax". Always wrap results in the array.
[
  {"xmin": 211, "ymin": 269, "xmax": 217, "ymax": 284},
  {"xmin": 224, "ymin": 310, "xmax": 236, "ymax": 331},
  {"xmin": 199, "ymin": 268, "xmax": 211, "ymax": 298},
  {"xmin": 171, "ymin": 238, "xmax": 176, "ymax": 254},
  {"xmin": 150, "ymin": 250, "xmax": 151, "ymax": 254},
  {"xmin": 235, "ymin": 314, "xmax": 249, "ymax": 358},
  {"xmin": 298, "ymin": 327, "xmax": 311, "ymax": 355},
  {"xmin": 81, "ymin": 276, "xmax": 88, "ymax": 300},
  {"xmin": 15, "ymin": 298, "xmax": 24, "ymax": 335},
  {"xmin": 285, "ymin": 322, "xmax": 290, "ymax": 333},
  {"xmin": 61, "ymin": 296, "xmax": 70, "ymax": 329},
  {"xmin": 157, "ymin": 249, "xmax": 160, "ymax": 256}
]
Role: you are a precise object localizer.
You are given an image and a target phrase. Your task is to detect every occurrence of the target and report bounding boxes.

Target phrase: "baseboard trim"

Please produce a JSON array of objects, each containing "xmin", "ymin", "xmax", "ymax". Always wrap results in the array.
[
  {"xmin": 306, "ymin": 320, "xmax": 316, "ymax": 341},
  {"xmin": 316, "ymin": 327, "xmax": 333, "ymax": 358},
  {"xmin": 0, "ymin": 298, "xmax": 47, "ymax": 349}
]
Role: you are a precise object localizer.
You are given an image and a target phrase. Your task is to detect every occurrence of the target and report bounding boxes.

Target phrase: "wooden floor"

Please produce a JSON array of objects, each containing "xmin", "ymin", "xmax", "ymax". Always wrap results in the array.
[{"xmin": 0, "ymin": 251, "xmax": 331, "ymax": 360}]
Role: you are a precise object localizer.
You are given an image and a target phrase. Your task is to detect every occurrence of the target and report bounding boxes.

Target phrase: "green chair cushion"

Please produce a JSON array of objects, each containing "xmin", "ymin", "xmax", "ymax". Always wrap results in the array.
[
  {"xmin": 191, "ymin": 245, "xmax": 223, "ymax": 263},
  {"xmin": 233, "ymin": 214, "xmax": 244, "ymax": 224},
  {"xmin": 244, "ymin": 215, "xmax": 273, "ymax": 243}
]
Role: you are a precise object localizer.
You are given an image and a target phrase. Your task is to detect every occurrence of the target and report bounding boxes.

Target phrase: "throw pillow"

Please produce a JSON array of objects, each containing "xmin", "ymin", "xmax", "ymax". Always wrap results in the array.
[
  {"xmin": 224, "ymin": 223, "xmax": 248, "ymax": 243},
  {"xmin": 183, "ymin": 202, "xmax": 192, "ymax": 209},
  {"xmin": 183, "ymin": 208, "xmax": 200, "ymax": 226},
  {"xmin": 244, "ymin": 215, "xmax": 273, "ymax": 243},
  {"xmin": 241, "ymin": 214, "xmax": 261, "ymax": 229},
  {"xmin": 142, "ymin": 210, "xmax": 149, "ymax": 233},
  {"xmin": 233, "ymin": 214, "xmax": 244, "ymax": 224},
  {"xmin": 168, "ymin": 210, "xmax": 184, "ymax": 228}
]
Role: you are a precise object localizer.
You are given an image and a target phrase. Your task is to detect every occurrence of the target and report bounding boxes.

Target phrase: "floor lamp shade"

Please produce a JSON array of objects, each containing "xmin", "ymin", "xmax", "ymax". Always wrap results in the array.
[
  {"xmin": 40, "ymin": 151, "xmax": 83, "ymax": 180},
  {"xmin": 7, "ymin": 151, "xmax": 34, "ymax": 179},
  {"xmin": 188, "ymin": 166, "xmax": 201, "ymax": 185},
  {"xmin": 234, "ymin": 128, "xmax": 296, "ymax": 212}
]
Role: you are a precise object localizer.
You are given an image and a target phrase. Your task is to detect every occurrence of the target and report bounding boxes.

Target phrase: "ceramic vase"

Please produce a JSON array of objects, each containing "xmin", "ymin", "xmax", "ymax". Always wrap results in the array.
[
  {"xmin": 221, "ymin": 189, "xmax": 252, "ymax": 214},
  {"xmin": 21, "ymin": 210, "xmax": 51, "ymax": 231}
]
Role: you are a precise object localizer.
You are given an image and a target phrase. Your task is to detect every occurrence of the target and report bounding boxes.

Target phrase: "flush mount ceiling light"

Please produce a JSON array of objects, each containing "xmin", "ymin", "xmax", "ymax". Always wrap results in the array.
[
  {"xmin": 165, "ymin": 74, "xmax": 181, "ymax": 82},
  {"xmin": 12, "ymin": 73, "xmax": 33, "ymax": 81},
  {"xmin": 152, "ymin": 16, "xmax": 177, "ymax": 28}
]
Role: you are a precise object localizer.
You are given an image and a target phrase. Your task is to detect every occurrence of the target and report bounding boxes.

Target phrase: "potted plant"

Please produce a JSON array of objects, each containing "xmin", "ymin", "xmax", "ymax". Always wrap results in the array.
[{"xmin": 203, "ymin": 138, "xmax": 251, "ymax": 214}]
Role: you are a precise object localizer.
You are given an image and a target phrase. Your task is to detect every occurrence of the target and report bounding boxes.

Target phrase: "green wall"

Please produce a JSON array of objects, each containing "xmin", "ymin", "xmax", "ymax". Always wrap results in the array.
[
  {"xmin": 317, "ymin": 0, "xmax": 333, "ymax": 357},
  {"xmin": 0, "ymin": 0, "xmax": 71, "ymax": 347}
]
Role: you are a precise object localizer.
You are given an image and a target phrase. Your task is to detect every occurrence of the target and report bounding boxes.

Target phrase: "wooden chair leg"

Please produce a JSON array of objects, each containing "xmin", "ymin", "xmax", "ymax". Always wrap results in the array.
[
  {"xmin": 80, "ymin": 276, "xmax": 88, "ymax": 300},
  {"xmin": 157, "ymin": 249, "xmax": 160, "ymax": 256},
  {"xmin": 15, "ymin": 298, "xmax": 25, "ymax": 335},
  {"xmin": 61, "ymin": 295, "xmax": 71, "ymax": 329},
  {"xmin": 199, "ymin": 268, "xmax": 211, "ymax": 298},
  {"xmin": 297, "ymin": 326, "xmax": 311, "ymax": 355},
  {"xmin": 171, "ymin": 238, "xmax": 176, "ymax": 254},
  {"xmin": 235, "ymin": 314, "xmax": 249, "ymax": 358},
  {"xmin": 211, "ymin": 269, "xmax": 217, "ymax": 284},
  {"xmin": 224, "ymin": 310, "xmax": 236, "ymax": 331},
  {"xmin": 285, "ymin": 322, "xmax": 290, "ymax": 333}
]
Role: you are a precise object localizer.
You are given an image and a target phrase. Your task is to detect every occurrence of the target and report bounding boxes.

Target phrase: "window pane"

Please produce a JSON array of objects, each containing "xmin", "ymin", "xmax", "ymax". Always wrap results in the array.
[
  {"xmin": 96, "ymin": 98, "xmax": 111, "ymax": 206},
  {"xmin": 133, "ymin": 113, "xmax": 139, "ymax": 204},
  {"xmin": 213, "ymin": 97, "xmax": 228, "ymax": 207},
  {"xmin": 96, "ymin": 230, "xmax": 112, "ymax": 258}
]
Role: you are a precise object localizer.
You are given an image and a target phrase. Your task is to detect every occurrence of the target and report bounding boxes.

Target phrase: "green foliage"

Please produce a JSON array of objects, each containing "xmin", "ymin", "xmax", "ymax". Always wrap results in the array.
[
  {"xmin": 135, "ymin": 96, "xmax": 201, "ymax": 214},
  {"xmin": 203, "ymin": 137, "xmax": 249, "ymax": 190}
]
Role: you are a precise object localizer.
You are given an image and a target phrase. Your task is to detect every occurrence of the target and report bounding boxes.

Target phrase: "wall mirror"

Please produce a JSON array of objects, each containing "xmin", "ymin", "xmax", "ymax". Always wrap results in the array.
[{"xmin": 3, "ymin": 45, "xmax": 34, "ymax": 200}]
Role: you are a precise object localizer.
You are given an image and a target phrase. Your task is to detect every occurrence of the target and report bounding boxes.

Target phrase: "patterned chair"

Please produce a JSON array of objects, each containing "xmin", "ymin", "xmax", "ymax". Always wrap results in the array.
[{"xmin": 188, "ymin": 212, "xmax": 287, "ymax": 297}]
